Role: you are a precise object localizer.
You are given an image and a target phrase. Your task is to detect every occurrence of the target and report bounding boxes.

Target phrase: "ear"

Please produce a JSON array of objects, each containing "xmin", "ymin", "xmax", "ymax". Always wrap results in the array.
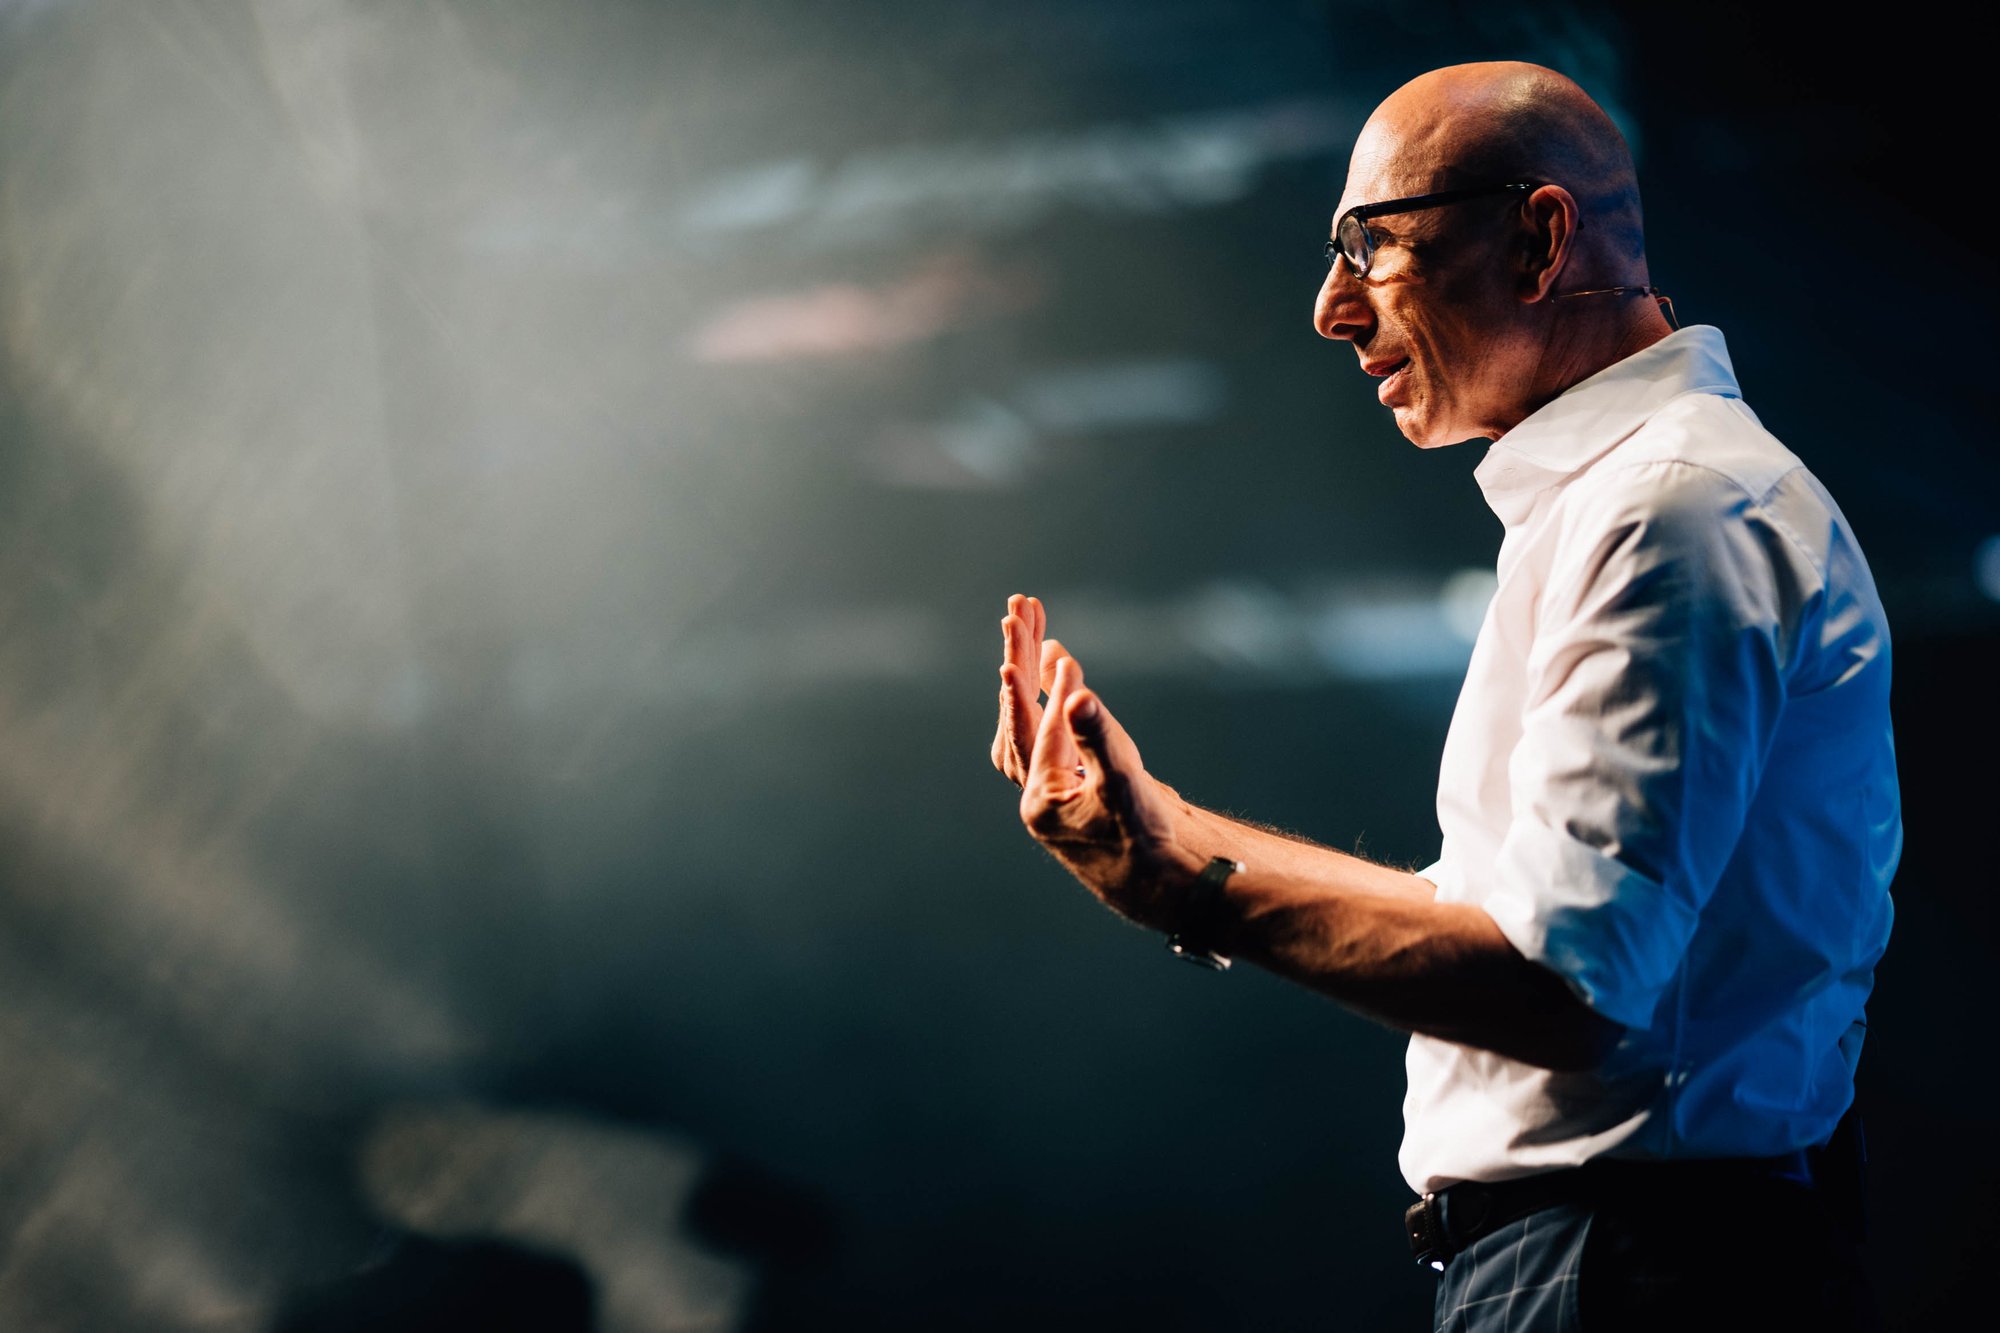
[{"xmin": 1516, "ymin": 184, "xmax": 1578, "ymax": 304}]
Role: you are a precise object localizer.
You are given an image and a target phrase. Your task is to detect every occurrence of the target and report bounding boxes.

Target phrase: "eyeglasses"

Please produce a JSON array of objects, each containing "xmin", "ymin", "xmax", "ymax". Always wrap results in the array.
[
  {"xmin": 1322, "ymin": 180, "xmax": 1680, "ymax": 329},
  {"xmin": 1324, "ymin": 181, "xmax": 1536, "ymax": 279}
]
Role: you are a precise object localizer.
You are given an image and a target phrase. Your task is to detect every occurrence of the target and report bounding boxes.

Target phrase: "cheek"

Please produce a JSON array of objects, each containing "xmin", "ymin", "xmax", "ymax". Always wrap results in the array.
[
  {"xmin": 1408, "ymin": 307, "xmax": 1491, "ymax": 387},
  {"xmin": 1395, "ymin": 310, "xmax": 1454, "ymax": 395}
]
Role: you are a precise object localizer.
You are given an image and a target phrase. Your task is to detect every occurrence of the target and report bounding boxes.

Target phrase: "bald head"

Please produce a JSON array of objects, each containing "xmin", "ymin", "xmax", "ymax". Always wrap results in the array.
[
  {"xmin": 1350, "ymin": 62, "xmax": 1646, "ymax": 281},
  {"xmin": 1316, "ymin": 62, "xmax": 1674, "ymax": 447}
]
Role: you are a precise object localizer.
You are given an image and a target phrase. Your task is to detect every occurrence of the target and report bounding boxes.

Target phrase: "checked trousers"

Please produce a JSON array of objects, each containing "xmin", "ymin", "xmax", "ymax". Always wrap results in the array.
[{"xmin": 1429, "ymin": 1179, "xmax": 1881, "ymax": 1333}]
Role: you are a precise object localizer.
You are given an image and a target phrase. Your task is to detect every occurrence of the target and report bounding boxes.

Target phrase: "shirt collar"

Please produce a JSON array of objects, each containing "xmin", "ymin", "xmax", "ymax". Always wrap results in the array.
[{"xmin": 1471, "ymin": 324, "xmax": 1740, "ymax": 526}]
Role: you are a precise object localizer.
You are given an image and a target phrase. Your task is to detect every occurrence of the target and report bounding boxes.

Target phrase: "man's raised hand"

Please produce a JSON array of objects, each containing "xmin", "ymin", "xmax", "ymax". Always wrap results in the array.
[
  {"xmin": 992, "ymin": 593, "xmax": 1076, "ymax": 789},
  {"xmin": 993, "ymin": 594, "xmax": 1198, "ymax": 931}
]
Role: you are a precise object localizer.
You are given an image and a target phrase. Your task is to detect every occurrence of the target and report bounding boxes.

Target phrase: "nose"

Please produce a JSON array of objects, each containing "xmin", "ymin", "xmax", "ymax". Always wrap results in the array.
[{"xmin": 1314, "ymin": 255, "xmax": 1372, "ymax": 344}]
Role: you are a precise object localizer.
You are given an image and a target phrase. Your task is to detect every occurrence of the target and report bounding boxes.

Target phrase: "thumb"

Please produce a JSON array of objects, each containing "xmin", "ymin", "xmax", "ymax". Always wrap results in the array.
[{"xmin": 1068, "ymin": 689, "xmax": 1137, "ymax": 791}]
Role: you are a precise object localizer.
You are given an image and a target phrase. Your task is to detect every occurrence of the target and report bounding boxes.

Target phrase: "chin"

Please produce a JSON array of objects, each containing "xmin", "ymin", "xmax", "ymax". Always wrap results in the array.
[
  {"xmin": 1391, "ymin": 408, "xmax": 1448, "ymax": 449},
  {"xmin": 1392, "ymin": 406, "xmax": 1481, "ymax": 450}
]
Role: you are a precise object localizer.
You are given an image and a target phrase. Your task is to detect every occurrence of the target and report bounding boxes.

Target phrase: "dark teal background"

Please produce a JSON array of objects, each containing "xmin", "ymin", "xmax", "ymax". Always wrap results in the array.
[{"xmin": 0, "ymin": 3, "xmax": 1990, "ymax": 1329}]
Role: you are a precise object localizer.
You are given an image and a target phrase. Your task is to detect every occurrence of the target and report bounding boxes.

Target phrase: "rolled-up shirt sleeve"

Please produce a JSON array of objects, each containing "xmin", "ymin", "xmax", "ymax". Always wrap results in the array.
[{"xmin": 1480, "ymin": 459, "xmax": 1812, "ymax": 1031}]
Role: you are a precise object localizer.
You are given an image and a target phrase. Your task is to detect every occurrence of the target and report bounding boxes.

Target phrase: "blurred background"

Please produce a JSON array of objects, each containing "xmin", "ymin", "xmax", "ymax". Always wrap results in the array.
[{"xmin": 0, "ymin": 1, "xmax": 1992, "ymax": 1329}]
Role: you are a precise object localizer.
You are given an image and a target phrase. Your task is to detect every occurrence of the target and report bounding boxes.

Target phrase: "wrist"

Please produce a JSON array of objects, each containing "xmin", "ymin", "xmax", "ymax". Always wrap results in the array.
[{"xmin": 1153, "ymin": 839, "xmax": 1212, "ymax": 920}]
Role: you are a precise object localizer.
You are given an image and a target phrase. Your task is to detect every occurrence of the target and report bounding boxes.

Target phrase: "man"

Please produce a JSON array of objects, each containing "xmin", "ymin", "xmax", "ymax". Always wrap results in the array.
[{"xmin": 989, "ymin": 62, "xmax": 1898, "ymax": 1330}]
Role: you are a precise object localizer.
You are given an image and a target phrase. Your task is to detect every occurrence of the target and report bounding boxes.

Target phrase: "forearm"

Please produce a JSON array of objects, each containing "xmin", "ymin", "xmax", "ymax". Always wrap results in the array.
[
  {"xmin": 1158, "ymin": 781, "xmax": 1436, "ymax": 905},
  {"xmin": 1160, "ymin": 783, "xmax": 1619, "ymax": 1071}
]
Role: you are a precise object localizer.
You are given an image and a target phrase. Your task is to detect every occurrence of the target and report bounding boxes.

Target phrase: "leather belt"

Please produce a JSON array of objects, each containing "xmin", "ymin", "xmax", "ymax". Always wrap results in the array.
[{"xmin": 1405, "ymin": 1151, "xmax": 1816, "ymax": 1270}]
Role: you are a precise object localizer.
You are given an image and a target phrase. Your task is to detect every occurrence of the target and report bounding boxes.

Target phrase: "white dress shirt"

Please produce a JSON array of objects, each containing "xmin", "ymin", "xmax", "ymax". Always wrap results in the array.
[{"xmin": 1400, "ymin": 325, "xmax": 1901, "ymax": 1194}]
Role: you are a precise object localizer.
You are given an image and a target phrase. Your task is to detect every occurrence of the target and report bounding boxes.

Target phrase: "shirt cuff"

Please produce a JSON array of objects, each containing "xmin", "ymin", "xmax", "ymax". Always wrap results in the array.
[{"xmin": 1481, "ymin": 820, "xmax": 1699, "ymax": 1032}]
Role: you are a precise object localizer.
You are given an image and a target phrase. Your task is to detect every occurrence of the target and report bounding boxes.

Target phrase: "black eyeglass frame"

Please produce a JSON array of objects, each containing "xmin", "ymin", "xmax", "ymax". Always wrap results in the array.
[
  {"xmin": 1322, "ymin": 179, "xmax": 1680, "ymax": 329},
  {"xmin": 1324, "ymin": 181, "xmax": 1536, "ymax": 279}
]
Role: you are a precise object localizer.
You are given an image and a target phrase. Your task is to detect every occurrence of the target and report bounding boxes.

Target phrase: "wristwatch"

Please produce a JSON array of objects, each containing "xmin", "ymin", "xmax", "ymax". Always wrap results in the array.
[{"xmin": 1165, "ymin": 856, "xmax": 1243, "ymax": 971}]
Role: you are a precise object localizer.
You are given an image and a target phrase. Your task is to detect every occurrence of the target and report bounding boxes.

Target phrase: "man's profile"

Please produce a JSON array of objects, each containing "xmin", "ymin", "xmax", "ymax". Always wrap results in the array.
[{"xmin": 990, "ymin": 61, "xmax": 1898, "ymax": 1330}]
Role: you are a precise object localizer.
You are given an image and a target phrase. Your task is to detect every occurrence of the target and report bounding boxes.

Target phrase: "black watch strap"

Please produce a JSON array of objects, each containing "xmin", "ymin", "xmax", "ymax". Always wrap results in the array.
[{"xmin": 1166, "ymin": 856, "xmax": 1243, "ymax": 971}]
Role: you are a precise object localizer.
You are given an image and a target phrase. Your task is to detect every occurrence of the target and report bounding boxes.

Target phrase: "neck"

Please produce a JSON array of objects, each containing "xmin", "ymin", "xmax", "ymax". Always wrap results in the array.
[{"xmin": 1489, "ymin": 293, "xmax": 1675, "ymax": 437}]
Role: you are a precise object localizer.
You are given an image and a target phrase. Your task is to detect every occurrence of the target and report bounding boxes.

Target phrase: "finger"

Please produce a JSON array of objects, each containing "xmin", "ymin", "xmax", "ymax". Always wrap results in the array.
[
  {"xmin": 996, "ymin": 662, "xmax": 1036, "ymax": 784},
  {"xmin": 993, "ymin": 668, "xmax": 1015, "ymax": 779},
  {"xmin": 1071, "ymin": 682, "xmax": 1144, "ymax": 766},
  {"xmin": 1003, "ymin": 593, "xmax": 1027, "ymax": 651},
  {"xmin": 1000, "ymin": 612, "xmax": 1030, "ymax": 693},
  {"xmin": 1002, "ymin": 608, "xmax": 1036, "ymax": 683},
  {"xmin": 1026, "ymin": 655, "xmax": 1084, "ymax": 788},
  {"xmin": 996, "ymin": 598, "xmax": 1027, "ymax": 782},
  {"xmin": 1002, "ymin": 616, "xmax": 1041, "ymax": 759},
  {"xmin": 1038, "ymin": 636, "xmax": 1075, "ymax": 695},
  {"xmin": 1022, "ymin": 593, "xmax": 1046, "ymax": 694},
  {"xmin": 1039, "ymin": 647, "xmax": 1085, "ymax": 781},
  {"xmin": 1021, "ymin": 599, "xmax": 1044, "ymax": 698}
]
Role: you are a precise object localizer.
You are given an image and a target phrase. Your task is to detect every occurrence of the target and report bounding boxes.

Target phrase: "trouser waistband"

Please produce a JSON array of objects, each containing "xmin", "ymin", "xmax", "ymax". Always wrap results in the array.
[{"xmin": 1404, "ymin": 1152, "xmax": 1817, "ymax": 1270}]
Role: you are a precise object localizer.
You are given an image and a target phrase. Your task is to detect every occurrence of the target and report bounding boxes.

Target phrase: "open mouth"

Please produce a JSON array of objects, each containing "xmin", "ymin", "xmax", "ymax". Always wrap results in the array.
[{"xmin": 1371, "ymin": 357, "xmax": 1413, "ymax": 403}]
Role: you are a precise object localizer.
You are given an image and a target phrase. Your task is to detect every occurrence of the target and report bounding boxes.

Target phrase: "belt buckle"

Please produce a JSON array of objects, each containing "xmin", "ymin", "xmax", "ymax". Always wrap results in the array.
[{"xmin": 1405, "ymin": 1192, "xmax": 1448, "ymax": 1270}]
